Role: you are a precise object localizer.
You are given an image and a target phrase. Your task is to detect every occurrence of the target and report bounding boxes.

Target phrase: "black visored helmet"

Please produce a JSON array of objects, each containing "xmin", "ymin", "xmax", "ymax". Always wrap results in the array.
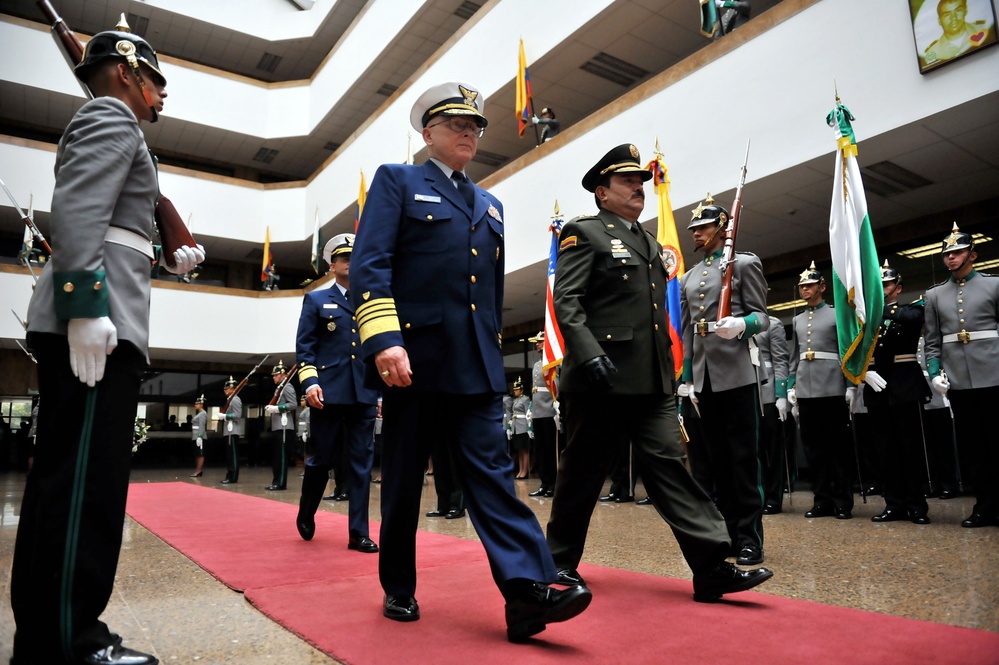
[
  {"xmin": 75, "ymin": 30, "xmax": 166, "ymax": 86},
  {"xmin": 688, "ymin": 193, "xmax": 729, "ymax": 230}
]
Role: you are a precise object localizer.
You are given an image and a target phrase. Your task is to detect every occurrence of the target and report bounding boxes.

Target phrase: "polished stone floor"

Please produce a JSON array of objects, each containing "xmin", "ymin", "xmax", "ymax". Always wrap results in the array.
[{"xmin": 1, "ymin": 466, "xmax": 996, "ymax": 664}]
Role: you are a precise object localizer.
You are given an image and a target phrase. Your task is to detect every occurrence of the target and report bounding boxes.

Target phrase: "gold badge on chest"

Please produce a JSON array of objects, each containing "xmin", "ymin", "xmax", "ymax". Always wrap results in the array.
[{"xmin": 327, "ymin": 321, "xmax": 337, "ymax": 332}]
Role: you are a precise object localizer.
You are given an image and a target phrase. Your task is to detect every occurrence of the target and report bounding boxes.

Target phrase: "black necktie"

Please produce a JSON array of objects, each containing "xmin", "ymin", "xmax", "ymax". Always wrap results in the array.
[
  {"xmin": 632, "ymin": 223, "xmax": 644, "ymax": 239},
  {"xmin": 344, "ymin": 289, "xmax": 349, "ymax": 300},
  {"xmin": 451, "ymin": 171, "xmax": 476, "ymax": 212}
]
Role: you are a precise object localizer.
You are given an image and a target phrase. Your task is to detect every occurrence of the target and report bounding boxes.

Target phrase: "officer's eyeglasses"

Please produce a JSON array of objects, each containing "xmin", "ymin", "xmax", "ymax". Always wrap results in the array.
[{"xmin": 429, "ymin": 117, "xmax": 485, "ymax": 138}]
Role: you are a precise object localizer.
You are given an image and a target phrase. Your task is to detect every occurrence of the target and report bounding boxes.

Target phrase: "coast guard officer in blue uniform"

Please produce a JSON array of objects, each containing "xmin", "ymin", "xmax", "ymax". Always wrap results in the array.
[
  {"xmin": 350, "ymin": 80, "xmax": 591, "ymax": 641},
  {"xmin": 295, "ymin": 233, "xmax": 379, "ymax": 553}
]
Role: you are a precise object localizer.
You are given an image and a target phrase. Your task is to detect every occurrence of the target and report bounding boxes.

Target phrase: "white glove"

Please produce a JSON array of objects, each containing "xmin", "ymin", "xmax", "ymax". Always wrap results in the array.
[
  {"xmin": 531, "ymin": 114, "xmax": 540, "ymax": 124},
  {"xmin": 506, "ymin": 429, "xmax": 513, "ymax": 441},
  {"xmin": 165, "ymin": 244, "xmax": 206, "ymax": 275},
  {"xmin": 553, "ymin": 413, "xmax": 561, "ymax": 430},
  {"xmin": 863, "ymin": 370, "xmax": 887, "ymax": 393},
  {"xmin": 714, "ymin": 316, "xmax": 746, "ymax": 340},
  {"xmin": 684, "ymin": 382, "xmax": 698, "ymax": 404},
  {"xmin": 528, "ymin": 431, "xmax": 535, "ymax": 440},
  {"xmin": 676, "ymin": 383, "xmax": 690, "ymax": 398},
  {"xmin": 791, "ymin": 403, "xmax": 799, "ymax": 420},
  {"xmin": 265, "ymin": 405, "xmax": 279, "ymax": 414},
  {"xmin": 68, "ymin": 317, "xmax": 118, "ymax": 387},
  {"xmin": 845, "ymin": 386, "xmax": 859, "ymax": 414},
  {"xmin": 787, "ymin": 387, "xmax": 797, "ymax": 405},
  {"xmin": 931, "ymin": 375, "xmax": 950, "ymax": 396},
  {"xmin": 776, "ymin": 397, "xmax": 788, "ymax": 422},
  {"xmin": 553, "ymin": 400, "xmax": 560, "ymax": 417}
]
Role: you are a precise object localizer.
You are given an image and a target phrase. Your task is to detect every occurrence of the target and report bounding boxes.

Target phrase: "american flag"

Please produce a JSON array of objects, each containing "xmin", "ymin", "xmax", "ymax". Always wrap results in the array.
[{"xmin": 542, "ymin": 210, "xmax": 565, "ymax": 398}]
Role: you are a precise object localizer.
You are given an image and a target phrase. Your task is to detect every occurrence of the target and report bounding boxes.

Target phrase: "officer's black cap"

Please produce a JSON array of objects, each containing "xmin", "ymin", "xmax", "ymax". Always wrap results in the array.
[{"xmin": 581, "ymin": 144, "xmax": 653, "ymax": 193}]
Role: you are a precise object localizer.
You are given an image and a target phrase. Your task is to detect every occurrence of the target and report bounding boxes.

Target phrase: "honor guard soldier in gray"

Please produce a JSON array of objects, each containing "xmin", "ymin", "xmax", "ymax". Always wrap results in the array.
[
  {"xmin": 265, "ymin": 360, "xmax": 298, "ymax": 491},
  {"xmin": 11, "ymin": 17, "xmax": 202, "ymax": 665},
  {"xmin": 529, "ymin": 331, "xmax": 559, "ymax": 497},
  {"xmin": 220, "ymin": 376, "xmax": 244, "ymax": 484},
  {"xmin": 786, "ymin": 262, "xmax": 854, "ymax": 519},
  {"xmin": 679, "ymin": 194, "xmax": 768, "ymax": 566},
  {"xmin": 923, "ymin": 223, "xmax": 999, "ymax": 528},
  {"xmin": 754, "ymin": 315, "xmax": 790, "ymax": 514},
  {"xmin": 548, "ymin": 144, "xmax": 772, "ymax": 603},
  {"xmin": 191, "ymin": 394, "xmax": 208, "ymax": 477}
]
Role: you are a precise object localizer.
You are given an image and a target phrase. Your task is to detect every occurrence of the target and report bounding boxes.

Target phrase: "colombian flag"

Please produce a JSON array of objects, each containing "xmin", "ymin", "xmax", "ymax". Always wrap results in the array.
[
  {"xmin": 516, "ymin": 39, "xmax": 533, "ymax": 138},
  {"xmin": 646, "ymin": 149, "xmax": 685, "ymax": 380},
  {"xmin": 355, "ymin": 171, "xmax": 367, "ymax": 233},
  {"xmin": 261, "ymin": 226, "xmax": 274, "ymax": 282}
]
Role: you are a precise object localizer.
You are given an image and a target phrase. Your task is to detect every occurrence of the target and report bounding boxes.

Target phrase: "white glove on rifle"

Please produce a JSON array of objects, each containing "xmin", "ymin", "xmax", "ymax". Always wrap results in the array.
[
  {"xmin": 264, "ymin": 405, "xmax": 279, "ymax": 414},
  {"xmin": 531, "ymin": 115, "xmax": 540, "ymax": 124},
  {"xmin": 714, "ymin": 316, "xmax": 746, "ymax": 340},
  {"xmin": 786, "ymin": 387, "xmax": 797, "ymax": 405},
  {"xmin": 845, "ymin": 386, "xmax": 859, "ymax": 414},
  {"xmin": 165, "ymin": 244, "xmax": 206, "ymax": 275},
  {"xmin": 776, "ymin": 397, "xmax": 788, "ymax": 422},
  {"xmin": 68, "ymin": 317, "xmax": 118, "ymax": 387},
  {"xmin": 863, "ymin": 370, "xmax": 887, "ymax": 393},
  {"xmin": 931, "ymin": 374, "xmax": 950, "ymax": 396},
  {"xmin": 676, "ymin": 383, "xmax": 690, "ymax": 398}
]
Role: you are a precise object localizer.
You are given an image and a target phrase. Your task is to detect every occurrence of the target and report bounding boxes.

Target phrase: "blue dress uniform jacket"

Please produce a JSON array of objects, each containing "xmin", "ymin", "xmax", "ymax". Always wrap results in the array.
[
  {"xmin": 350, "ymin": 160, "xmax": 557, "ymax": 599},
  {"xmin": 297, "ymin": 286, "xmax": 379, "ymax": 406},
  {"xmin": 351, "ymin": 161, "xmax": 505, "ymax": 394}
]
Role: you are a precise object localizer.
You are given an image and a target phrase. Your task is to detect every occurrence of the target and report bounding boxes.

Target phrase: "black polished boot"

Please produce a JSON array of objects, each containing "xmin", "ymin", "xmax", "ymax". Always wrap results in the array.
[{"xmin": 297, "ymin": 464, "xmax": 330, "ymax": 541}]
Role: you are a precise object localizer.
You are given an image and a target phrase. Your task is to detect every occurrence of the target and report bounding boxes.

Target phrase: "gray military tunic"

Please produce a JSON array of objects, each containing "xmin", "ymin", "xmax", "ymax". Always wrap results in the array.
[
  {"xmin": 788, "ymin": 302, "xmax": 847, "ymax": 398},
  {"xmin": 755, "ymin": 316, "xmax": 789, "ymax": 406},
  {"xmin": 270, "ymin": 383, "xmax": 298, "ymax": 432},
  {"xmin": 680, "ymin": 249, "xmax": 769, "ymax": 392},
  {"xmin": 191, "ymin": 410, "xmax": 208, "ymax": 450},
  {"xmin": 530, "ymin": 359, "xmax": 556, "ymax": 418},
  {"xmin": 509, "ymin": 395, "xmax": 531, "ymax": 435},
  {"xmin": 923, "ymin": 271, "xmax": 999, "ymax": 390},
  {"xmin": 222, "ymin": 395, "xmax": 244, "ymax": 437}
]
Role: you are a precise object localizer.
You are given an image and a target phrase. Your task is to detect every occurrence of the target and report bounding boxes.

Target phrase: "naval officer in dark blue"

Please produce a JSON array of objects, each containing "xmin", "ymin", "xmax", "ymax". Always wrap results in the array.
[
  {"xmin": 350, "ymin": 80, "xmax": 591, "ymax": 642},
  {"xmin": 295, "ymin": 233, "xmax": 379, "ymax": 553}
]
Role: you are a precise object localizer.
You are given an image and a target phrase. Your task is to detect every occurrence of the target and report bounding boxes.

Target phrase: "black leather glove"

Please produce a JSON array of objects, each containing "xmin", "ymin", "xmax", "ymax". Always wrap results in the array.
[{"xmin": 582, "ymin": 355, "xmax": 617, "ymax": 393}]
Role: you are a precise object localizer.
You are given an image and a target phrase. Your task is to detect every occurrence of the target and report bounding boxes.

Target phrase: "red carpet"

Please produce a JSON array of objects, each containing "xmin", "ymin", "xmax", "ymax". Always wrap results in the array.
[{"xmin": 126, "ymin": 482, "xmax": 999, "ymax": 665}]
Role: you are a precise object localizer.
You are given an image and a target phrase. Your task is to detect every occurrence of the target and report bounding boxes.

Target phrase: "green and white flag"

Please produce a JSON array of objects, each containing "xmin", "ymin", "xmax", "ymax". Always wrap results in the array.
[
  {"xmin": 310, "ymin": 206, "xmax": 321, "ymax": 274},
  {"xmin": 826, "ymin": 101, "xmax": 883, "ymax": 386},
  {"xmin": 699, "ymin": 0, "xmax": 719, "ymax": 38}
]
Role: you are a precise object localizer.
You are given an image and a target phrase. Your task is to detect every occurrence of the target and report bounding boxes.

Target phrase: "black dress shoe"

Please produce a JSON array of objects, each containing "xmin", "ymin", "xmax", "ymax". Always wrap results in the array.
[
  {"xmin": 543, "ymin": 488, "xmax": 554, "ymax": 497},
  {"xmin": 961, "ymin": 512, "xmax": 999, "ymax": 528},
  {"xmin": 636, "ymin": 497, "xmax": 652, "ymax": 506},
  {"xmin": 220, "ymin": 478, "xmax": 235, "ymax": 485},
  {"xmin": 529, "ymin": 487, "xmax": 550, "ymax": 497},
  {"xmin": 614, "ymin": 494, "xmax": 635, "ymax": 503},
  {"xmin": 444, "ymin": 508, "xmax": 466, "ymax": 519},
  {"xmin": 322, "ymin": 494, "xmax": 337, "ymax": 501},
  {"xmin": 598, "ymin": 493, "xmax": 618, "ymax": 502},
  {"xmin": 297, "ymin": 514, "xmax": 315, "ymax": 541},
  {"xmin": 835, "ymin": 508, "xmax": 853, "ymax": 520},
  {"xmin": 555, "ymin": 568, "xmax": 586, "ymax": 587},
  {"xmin": 939, "ymin": 489, "xmax": 961, "ymax": 500},
  {"xmin": 333, "ymin": 492, "xmax": 350, "ymax": 502},
  {"xmin": 505, "ymin": 583, "xmax": 592, "ymax": 642},
  {"xmin": 348, "ymin": 535, "xmax": 379, "ymax": 552},
  {"xmin": 911, "ymin": 513, "xmax": 931, "ymax": 525},
  {"xmin": 871, "ymin": 508, "xmax": 906, "ymax": 523},
  {"xmin": 763, "ymin": 502, "xmax": 782, "ymax": 515},
  {"xmin": 692, "ymin": 561, "xmax": 774, "ymax": 602},
  {"xmin": 804, "ymin": 505, "xmax": 834, "ymax": 518},
  {"xmin": 266, "ymin": 484, "xmax": 287, "ymax": 491},
  {"xmin": 383, "ymin": 595, "xmax": 420, "ymax": 622},
  {"xmin": 736, "ymin": 544, "xmax": 764, "ymax": 565},
  {"xmin": 425, "ymin": 509, "xmax": 447, "ymax": 518},
  {"xmin": 81, "ymin": 644, "xmax": 158, "ymax": 664},
  {"xmin": 189, "ymin": 472, "xmax": 202, "ymax": 478}
]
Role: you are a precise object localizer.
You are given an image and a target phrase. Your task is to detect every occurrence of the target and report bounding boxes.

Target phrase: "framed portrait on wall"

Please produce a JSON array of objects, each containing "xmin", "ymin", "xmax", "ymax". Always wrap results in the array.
[{"xmin": 909, "ymin": 0, "xmax": 998, "ymax": 73}]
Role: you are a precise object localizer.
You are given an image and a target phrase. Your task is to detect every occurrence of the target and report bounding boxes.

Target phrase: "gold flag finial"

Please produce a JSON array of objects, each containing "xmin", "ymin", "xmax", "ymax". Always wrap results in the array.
[
  {"xmin": 654, "ymin": 136, "xmax": 663, "ymax": 159},
  {"xmin": 552, "ymin": 199, "xmax": 560, "ymax": 218},
  {"xmin": 116, "ymin": 13, "xmax": 130, "ymax": 32}
]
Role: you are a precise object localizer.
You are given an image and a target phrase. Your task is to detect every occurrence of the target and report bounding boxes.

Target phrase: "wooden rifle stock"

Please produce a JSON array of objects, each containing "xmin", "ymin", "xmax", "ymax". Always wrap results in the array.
[
  {"xmin": 37, "ymin": 0, "xmax": 198, "ymax": 268},
  {"xmin": 268, "ymin": 363, "xmax": 298, "ymax": 407},
  {"xmin": 716, "ymin": 141, "xmax": 751, "ymax": 320}
]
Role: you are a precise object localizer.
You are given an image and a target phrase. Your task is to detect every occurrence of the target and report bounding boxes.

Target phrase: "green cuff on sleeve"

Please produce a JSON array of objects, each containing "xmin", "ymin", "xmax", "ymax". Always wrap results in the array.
[
  {"xmin": 743, "ymin": 313, "xmax": 762, "ymax": 333},
  {"xmin": 786, "ymin": 375, "xmax": 796, "ymax": 391},
  {"xmin": 53, "ymin": 270, "xmax": 109, "ymax": 320},
  {"xmin": 682, "ymin": 358, "xmax": 693, "ymax": 383},
  {"xmin": 776, "ymin": 379, "xmax": 788, "ymax": 399},
  {"xmin": 927, "ymin": 358, "xmax": 942, "ymax": 378}
]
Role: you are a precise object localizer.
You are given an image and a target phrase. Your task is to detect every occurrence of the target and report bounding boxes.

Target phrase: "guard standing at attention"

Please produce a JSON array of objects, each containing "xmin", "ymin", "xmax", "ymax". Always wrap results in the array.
[
  {"xmin": 220, "ymin": 376, "xmax": 244, "ymax": 484},
  {"xmin": 350, "ymin": 80, "xmax": 591, "ymax": 640},
  {"xmin": 923, "ymin": 223, "xmax": 999, "ymax": 528},
  {"xmin": 785, "ymin": 263, "xmax": 854, "ymax": 519},
  {"xmin": 863, "ymin": 261, "xmax": 932, "ymax": 524},
  {"xmin": 265, "ymin": 361, "xmax": 297, "ymax": 491},
  {"xmin": 190, "ymin": 394, "xmax": 208, "ymax": 477},
  {"xmin": 755, "ymin": 315, "xmax": 790, "ymax": 514},
  {"xmin": 295, "ymin": 233, "xmax": 379, "ymax": 551},
  {"xmin": 11, "ymin": 16, "xmax": 203, "ymax": 664},
  {"xmin": 679, "ymin": 195, "xmax": 768, "ymax": 565},
  {"xmin": 547, "ymin": 144, "xmax": 772, "ymax": 602},
  {"xmin": 529, "ymin": 331, "xmax": 559, "ymax": 497}
]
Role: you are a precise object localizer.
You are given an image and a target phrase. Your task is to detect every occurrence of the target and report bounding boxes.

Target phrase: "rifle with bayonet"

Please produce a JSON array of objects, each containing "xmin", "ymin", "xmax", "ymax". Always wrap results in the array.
[
  {"xmin": 223, "ymin": 355, "xmax": 270, "ymax": 412},
  {"xmin": 1, "ymin": 178, "xmax": 52, "ymax": 256},
  {"xmin": 35, "ymin": 0, "xmax": 198, "ymax": 269},
  {"xmin": 716, "ymin": 140, "xmax": 751, "ymax": 319}
]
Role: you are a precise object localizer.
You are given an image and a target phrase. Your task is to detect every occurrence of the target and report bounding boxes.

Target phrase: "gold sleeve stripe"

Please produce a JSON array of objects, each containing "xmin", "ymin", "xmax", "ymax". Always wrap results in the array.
[
  {"xmin": 298, "ymin": 365, "xmax": 318, "ymax": 382},
  {"xmin": 356, "ymin": 298, "xmax": 396, "ymax": 324},
  {"xmin": 357, "ymin": 297, "xmax": 402, "ymax": 343},
  {"xmin": 359, "ymin": 314, "xmax": 401, "ymax": 344}
]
